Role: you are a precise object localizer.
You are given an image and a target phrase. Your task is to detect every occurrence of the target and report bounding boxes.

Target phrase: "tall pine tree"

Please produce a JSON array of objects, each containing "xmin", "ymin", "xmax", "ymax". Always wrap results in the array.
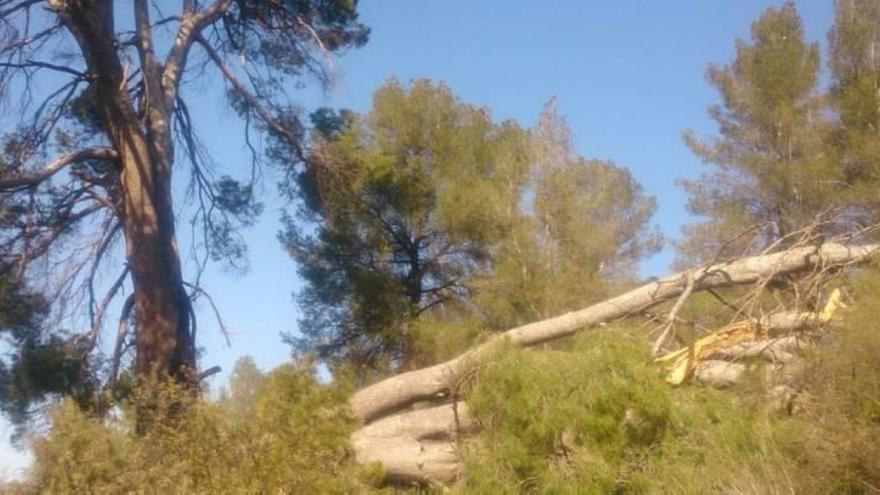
[
  {"xmin": 680, "ymin": 2, "xmax": 837, "ymax": 262},
  {"xmin": 829, "ymin": 0, "xmax": 880, "ymax": 209}
]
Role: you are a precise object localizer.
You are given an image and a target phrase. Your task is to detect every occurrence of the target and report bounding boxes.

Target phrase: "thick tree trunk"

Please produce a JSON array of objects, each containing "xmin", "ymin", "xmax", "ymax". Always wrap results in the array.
[
  {"xmin": 117, "ymin": 131, "xmax": 193, "ymax": 387},
  {"xmin": 351, "ymin": 242, "xmax": 879, "ymax": 484},
  {"xmin": 352, "ymin": 402, "xmax": 478, "ymax": 485},
  {"xmin": 53, "ymin": 0, "xmax": 195, "ymax": 392}
]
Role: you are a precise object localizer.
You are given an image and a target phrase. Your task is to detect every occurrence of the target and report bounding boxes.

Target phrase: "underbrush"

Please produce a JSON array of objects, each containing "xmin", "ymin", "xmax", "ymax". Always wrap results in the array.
[
  {"xmin": 12, "ymin": 274, "xmax": 880, "ymax": 493},
  {"xmin": 457, "ymin": 312, "xmax": 880, "ymax": 494},
  {"xmin": 19, "ymin": 358, "xmax": 377, "ymax": 494}
]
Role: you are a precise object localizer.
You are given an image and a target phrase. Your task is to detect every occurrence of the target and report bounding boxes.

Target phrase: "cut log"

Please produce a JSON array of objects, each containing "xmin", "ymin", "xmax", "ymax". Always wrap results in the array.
[
  {"xmin": 351, "ymin": 403, "xmax": 477, "ymax": 484},
  {"xmin": 695, "ymin": 360, "xmax": 746, "ymax": 387},
  {"xmin": 351, "ymin": 243, "xmax": 877, "ymax": 423}
]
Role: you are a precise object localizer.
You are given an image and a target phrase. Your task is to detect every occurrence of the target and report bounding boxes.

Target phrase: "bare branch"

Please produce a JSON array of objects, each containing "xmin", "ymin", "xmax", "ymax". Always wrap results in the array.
[
  {"xmin": 0, "ymin": 60, "xmax": 86, "ymax": 78},
  {"xmin": 652, "ymin": 271, "xmax": 698, "ymax": 356},
  {"xmin": 198, "ymin": 365, "xmax": 221, "ymax": 381},
  {"xmin": 194, "ymin": 33, "xmax": 305, "ymax": 157},
  {"xmin": 183, "ymin": 281, "xmax": 231, "ymax": 347},
  {"xmin": 0, "ymin": 0, "xmax": 40, "ymax": 19},
  {"xmin": 161, "ymin": 0, "xmax": 233, "ymax": 108},
  {"xmin": 0, "ymin": 147, "xmax": 118, "ymax": 191},
  {"xmin": 108, "ymin": 293, "xmax": 135, "ymax": 389},
  {"xmin": 88, "ymin": 265, "xmax": 129, "ymax": 349},
  {"xmin": 133, "ymin": 0, "xmax": 162, "ymax": 98}
]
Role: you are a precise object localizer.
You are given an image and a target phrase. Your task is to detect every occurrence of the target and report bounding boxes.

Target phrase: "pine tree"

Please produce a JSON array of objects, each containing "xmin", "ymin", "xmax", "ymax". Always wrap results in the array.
[
  {"xmin": 282, "ymin": 80, "xmax": 530, "ymax": 371},
  {"xmin": 829, "ymin": 0, "xmax": 880, "ymax": 210},
  {"xmin": 284, "ymin": 85, "xmax": 660, "ymax": 371},
  {"xmin": 680, "ymin": 2, "xmax": 837, "ymax": 262},
  {"xmin": 0, "ymin": 0, "xmax": 368, "ymax": 427},
  {"xmin": 475, "ymin": 103, "xmax": 660, "ymax": 329}
]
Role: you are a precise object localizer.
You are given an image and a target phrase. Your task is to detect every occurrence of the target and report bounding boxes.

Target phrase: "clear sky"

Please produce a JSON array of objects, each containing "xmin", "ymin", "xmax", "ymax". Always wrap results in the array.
[{"xmin": 0, "ymin": 0, "xmax": 837, "ymax": 478}]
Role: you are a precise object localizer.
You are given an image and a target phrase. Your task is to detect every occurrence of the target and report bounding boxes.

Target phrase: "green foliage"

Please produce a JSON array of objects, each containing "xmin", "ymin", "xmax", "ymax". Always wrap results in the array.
[
  {"xmin": 457, "ymin": 329, "xmax": 816, "ymax": 494},
  {"xmin": 680, "ymin": 2, "xmax": 837, "ymax": 262},
  {"xmin": 681, "ymin": 0, "xmax": 880, "ymax": 262},
  {"xmin": 0, "ymin": 270, "xmax": 97, "ymax": 438},
  {"xmin": 784, "ymin": 270, "xmax": 880, "ymax": 493},
  {"xmin": 25, "ymin": 358, "xmax": 371, "ymax": 494},
  {"xmin": 283, "ymin": 79, "xmax": 528, "ymax": 370},
  {"xmin": 829, "ymin": 0, "xmax": 880, "ymax": 201},
  {"xmin": 475, "ymin": 103, "xmax": 660, "ymax": 329},
  {"xmin": 407, "ymin": 312, "xmax": 489, "ymax": 370},
  {"xmin": 452, "ymin": 280, "xmax": 880, "ymax": 494},
  {"xmin": 462, "ymin": 330, "xmax": 671, "ymax": 493},
  {"xmin": 284, "ymin": 82, "xmax": 660, "ymax": 371},
  {"xmin": 25, "ymin": 319, "xmax": 880, "ymax": 494}
]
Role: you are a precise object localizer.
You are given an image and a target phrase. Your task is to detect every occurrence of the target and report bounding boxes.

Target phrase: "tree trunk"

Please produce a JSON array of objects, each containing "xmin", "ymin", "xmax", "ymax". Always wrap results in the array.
[
  {"xmin": 352, "ymin": 402, "xmax": 478, "ymax": 485},
  {"xmin": 117, "ymin": 126, "xmax": 193, "ymax": 388},
  {"xmin": 53, "ymin": 0, "xmax": 195, "ymax": 395},
  {"xmin": 350, "ymin": 242, "xmax": 879, "ymax": 484}
]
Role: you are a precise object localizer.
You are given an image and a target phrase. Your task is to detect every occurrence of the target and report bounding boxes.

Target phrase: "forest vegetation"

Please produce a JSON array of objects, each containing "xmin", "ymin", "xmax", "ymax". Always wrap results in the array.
[{"xmin": 0, "ymin": 0, "xmax": 879, "ymax": 493}]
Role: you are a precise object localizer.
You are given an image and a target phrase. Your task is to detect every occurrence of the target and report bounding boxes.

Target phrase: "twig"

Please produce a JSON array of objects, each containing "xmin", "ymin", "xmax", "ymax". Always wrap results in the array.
[
  {"xmin": 183, "ymin": 281, "xmax": 231, "ymax": 347},
  {"xmin": 653, "ymin": 271, "xmax": 698, "ymax": 356}
]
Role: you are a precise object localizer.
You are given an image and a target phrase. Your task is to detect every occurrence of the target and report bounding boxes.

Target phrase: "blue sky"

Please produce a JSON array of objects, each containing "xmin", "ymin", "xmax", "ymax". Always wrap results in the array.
[{"xmin": 0, "ymin": 0, "xmax": 837, "ymax": 478}]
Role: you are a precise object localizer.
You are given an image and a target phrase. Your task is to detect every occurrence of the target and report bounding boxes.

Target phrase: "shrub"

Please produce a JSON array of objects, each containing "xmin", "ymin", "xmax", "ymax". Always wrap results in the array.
[
  {"xmin": 27, "ymin": 358, "xmax": 371, "ymax": 494},
  {"xmin": 458, "ymin": 328, "xmax": 804, "ymax": 494}
]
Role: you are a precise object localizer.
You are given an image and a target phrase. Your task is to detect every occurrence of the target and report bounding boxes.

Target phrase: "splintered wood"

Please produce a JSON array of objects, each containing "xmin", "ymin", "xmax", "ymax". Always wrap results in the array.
[{"xmin": 656, "ymin": 289, "xmax": 843, "ymax": 385}]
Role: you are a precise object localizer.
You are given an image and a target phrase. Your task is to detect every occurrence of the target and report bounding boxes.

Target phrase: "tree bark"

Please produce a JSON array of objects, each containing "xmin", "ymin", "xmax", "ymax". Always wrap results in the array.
[{"xmin": 352, "ymin": 402, "xmax": 477, "ymax": 485}]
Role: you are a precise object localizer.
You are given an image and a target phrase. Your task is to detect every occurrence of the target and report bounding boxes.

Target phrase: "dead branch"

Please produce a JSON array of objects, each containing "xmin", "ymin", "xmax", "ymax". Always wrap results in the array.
[
  {"xmin": 183, "ymin": 281, "xmax": 231, "ymax": 347},
  {"xmin": 652, "ymin": 270, "xmax": 697, "ymax": 355},
  {"xmin": 108, "ymin": 294, "xmax": 135, "ymax": 389},
  {"xmin": 198, "ymin": 365, "xmax": 222, "ymax": 381},
  {"xmin": 0, "ymin": 147, "xmax": 118, "ymax": 190},
  {"xmin": 87, "ymin": 265, "xmax": 129, "ymax": 349}
]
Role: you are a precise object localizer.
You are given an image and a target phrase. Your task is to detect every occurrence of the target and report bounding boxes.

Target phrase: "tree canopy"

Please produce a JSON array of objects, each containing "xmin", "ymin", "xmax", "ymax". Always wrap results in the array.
[
  {"xmin": 680, "ymin": 1, "xmax": 880, "ymax": 262},
  {"xmin": 5, "ymin": 1, "xmax": 880, "ymax": 492},
  {"xmin": 283, "ymin": 80, "xmax": 659, "ymax": 372}
]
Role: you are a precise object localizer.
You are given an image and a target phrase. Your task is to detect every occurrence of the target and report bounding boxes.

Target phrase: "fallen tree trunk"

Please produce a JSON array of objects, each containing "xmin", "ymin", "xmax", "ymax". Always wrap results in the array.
[
  {"xmin": 350, "ymin": 308, "xmax": 835, "ymax": 483},
  {"xmin": 351, "ymin": 243, "xmax": 877, "ymax": 424},
  {"xmin": 351, "ymin": 403, "xmax": 477, "ymax": 485},
  {"xmin": 349, "ymin": 243, "xmax": 878, "ymax": 485}
]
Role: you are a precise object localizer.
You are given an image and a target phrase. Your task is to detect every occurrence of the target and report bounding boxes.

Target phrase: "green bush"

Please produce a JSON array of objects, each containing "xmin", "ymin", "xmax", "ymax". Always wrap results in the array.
[
  {"xmin": 782, "ymin": 271, "xmax": 880, "ymax": 493},
  {"xmin": 457, "ymin": 328, "xmax": 807, "ymax": 494},
  {"xmin": 26, "ymin": 358, "xmax": 372, "ymax": 494},
  {"xmin": 461, "ymin": 329, "xmax": 672, "ymax": 493}
]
